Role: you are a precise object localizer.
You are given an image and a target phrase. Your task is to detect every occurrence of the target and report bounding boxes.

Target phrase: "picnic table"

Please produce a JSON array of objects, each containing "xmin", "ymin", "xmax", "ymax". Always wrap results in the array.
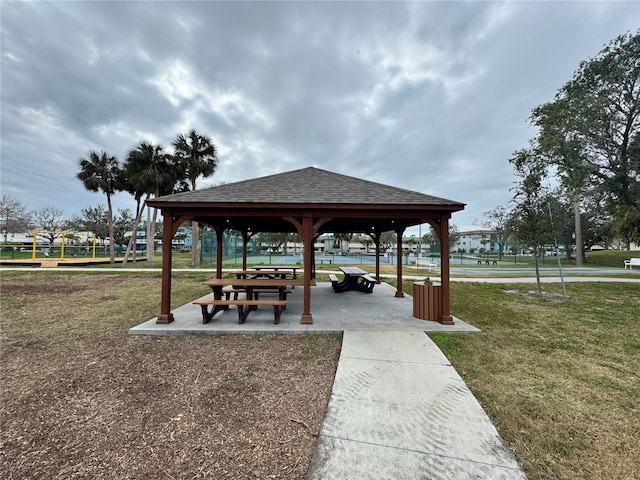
[
  {"xmin": 330, "ymin": 266, "xmax": 377, "ymax": 293},
  {"xmin": 252, "ymin": 265, "xmax": 299, "ymax": 278},
  {"xmin": 206, "ymin": 278, "xmax": 310, "ymax": 300},
  {"xmin": 233, "ymin": 269, "xmax": 296, "ymax": 280},
  {"xmin": 477, "ymin": 259, "xmax": 498, "ymax": 265},
  {"xmin": 198, "ymin": 278, "xmax": 315, "ymax": 323}
]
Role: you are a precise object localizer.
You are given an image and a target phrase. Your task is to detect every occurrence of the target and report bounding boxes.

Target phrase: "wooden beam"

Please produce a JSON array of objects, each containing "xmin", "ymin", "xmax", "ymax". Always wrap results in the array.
[
  {"xmin": 369, "ymin": 231, "xmax": 381, "ymax": 283},
  {"xmin": 301, "ymin": 214, "xmax": 314, "ymax": 324},
  {"xmin": 283, "ymin": 215, "xmax": 317, "ymax": 324},
  {"xmin": 241, "ymin": 229, "xmax": 255, "ymax": 271},
  {"xmin": 438, "ymin": 215, "xmax": 454, "ymax": 325},
  {"xmin": 156, "ymin": 213, "xmax": 175, "ymax": 324},
  {"xmin": 395, "ymin": 226, "xmax": 405, "ymax": 298},
  {"xmin": 215, "ymin": 225, "xmax": 224, "ymax": 279}
]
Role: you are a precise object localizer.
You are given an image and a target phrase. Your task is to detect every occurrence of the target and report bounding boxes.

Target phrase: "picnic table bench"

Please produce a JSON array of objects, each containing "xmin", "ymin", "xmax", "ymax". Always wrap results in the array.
[
  {"xmin": 331, "ymin": 267, "xmax": 377, "ymax": 293},
  {"xmin": 249, "ymin": 266, "xmax": 299, "ymax": 278},
  {"xmin": 477, "ymin": 259, "xmax": 498, "ymax": 265},
  {"xmin": 193, "ymin": 299, "xmax": 286, "ymax": 324},
  {"xmin": 199, "ymin": 278, "xmax": 314, "ymax": 324}
]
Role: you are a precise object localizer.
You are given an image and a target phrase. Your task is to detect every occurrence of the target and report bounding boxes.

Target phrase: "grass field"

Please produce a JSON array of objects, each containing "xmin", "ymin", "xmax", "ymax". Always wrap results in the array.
[{"xmin": 413, "ymin": 280, "xmax": 639, "ymax": 480}]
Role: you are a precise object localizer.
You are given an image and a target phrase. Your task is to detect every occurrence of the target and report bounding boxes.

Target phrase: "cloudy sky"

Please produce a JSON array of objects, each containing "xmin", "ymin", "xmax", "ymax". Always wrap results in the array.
[{"xmin": 1, "ymin": 1, "xmax": 638, "ymax": 233}]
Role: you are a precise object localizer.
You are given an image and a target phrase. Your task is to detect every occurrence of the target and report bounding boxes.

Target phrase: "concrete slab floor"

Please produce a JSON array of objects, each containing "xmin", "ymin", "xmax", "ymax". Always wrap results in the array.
[{"xmin": 129, "ymin": 282, "xmax": 480, "ymax": 336}]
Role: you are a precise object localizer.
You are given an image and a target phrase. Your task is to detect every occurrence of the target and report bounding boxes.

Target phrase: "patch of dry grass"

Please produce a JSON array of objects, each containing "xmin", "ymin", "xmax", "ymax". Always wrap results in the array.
[
  {"xmin": 423, "ymin": 281, "xmax": 640, "ymax": 480},
  {"xmin": 0, "ymin": 272, "xmax": 341, "ymax": 479}
]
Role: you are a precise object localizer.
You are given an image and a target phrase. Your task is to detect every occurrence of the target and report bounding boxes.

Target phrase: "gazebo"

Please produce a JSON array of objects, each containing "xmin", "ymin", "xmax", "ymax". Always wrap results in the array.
[{"xmin": 147, "ymin": 167, "xmax": 465, "ymax": 325}]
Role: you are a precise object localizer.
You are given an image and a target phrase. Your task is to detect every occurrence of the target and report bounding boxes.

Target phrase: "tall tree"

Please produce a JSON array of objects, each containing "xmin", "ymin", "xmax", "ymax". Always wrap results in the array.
[
  {"xmin": 121, "ymin": 141, "xmax": 174, "ymax": 266},
  {"xmin": 333, "ymin": 233, "xmax": 353, "ymax": 254},
  {"xmin": 113, "ymin": 209, "xmax": 134, "ymax": 247},
  {"xmin": 69, "ymin": 205, "xmax": 109, "ymax": 241},
  {"xmin": 531, "ymin": 32, "xmax": 640, "ymax": 247},
  {"xmin": 31, "ymin": 207, "xmax": 68, "ymax": 251},
  {"xmin": 508, "ymin": 148, "xmax": 558, "ymax": 294},
  {"xmin": 478, "ymin": 206, "xmax": 510, "ymax": 260},
  {"xmin": 424, "ymin": 225, "xmax": 459, "ymax": 251},
  {"xmin": 255, "ymin": 232, "xmax": 289, "ymax": 254},
  {"xmin": 355, "ymin": 234, "xmax": 373, "ymax": 252},
  {"xmin": 77, "ymin": 151, "xmax": 121, "ymax": 263},
  {"xmin": 379, "ymin": 231, "xmax": 397, "ymax": 252},
  {"xmin": 0, "ymin": 195, "xmax": 31, "ymax": 240},
  {"xmin": 172, "ymin": 130, "xmax": 218, "ymax": 267}
]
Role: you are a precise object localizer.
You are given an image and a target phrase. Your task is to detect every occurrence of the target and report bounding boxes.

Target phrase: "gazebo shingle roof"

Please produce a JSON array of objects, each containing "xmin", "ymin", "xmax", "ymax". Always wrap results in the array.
[{"xmin": 151, "ymin": 167, "xmax": 464, "ymax": 207}]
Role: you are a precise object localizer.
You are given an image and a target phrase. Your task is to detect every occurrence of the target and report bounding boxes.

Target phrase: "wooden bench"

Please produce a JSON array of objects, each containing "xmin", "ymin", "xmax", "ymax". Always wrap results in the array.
[
  {"xmin": 477, "ymin": 259, "xmax": 498, "ymax": 265},
  {"xmin": 624, "ymin": 258, "xmax": 640, "ymax": 269},
  {"xmin": 193, "ymin": 299, "xmax": 287, "ymax": 324},
  {"xmin": 329, "ymin": 274, "xmax": 340, "ymax": 286},
  {"xmin": 361, "ymin": 274, "xmax": 377, "ymax": 293}
]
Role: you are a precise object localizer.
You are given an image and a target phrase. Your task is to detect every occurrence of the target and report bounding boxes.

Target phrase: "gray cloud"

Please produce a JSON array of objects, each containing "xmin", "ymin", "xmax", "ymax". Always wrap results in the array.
[{"xmin": 1, "ymin": 0, "xmax": 638, "ymax": 231}]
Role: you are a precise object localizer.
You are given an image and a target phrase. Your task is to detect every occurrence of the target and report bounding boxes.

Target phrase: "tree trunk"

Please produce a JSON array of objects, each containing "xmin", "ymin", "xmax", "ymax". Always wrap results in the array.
[
  {"xmin": 107, "ymin": 195, "xmax": 115, "ymax": 263},
  {"xmin": 190, "ymin": 178, "xmax": 200, "ymax": 268},
  {"xmin": 122, "ymin": 196, "xmax": 145, "ymax": 264},
  {"xmin": 533, "ymin": 247, "xmax": 542, "ymax": 295},
  {"xmin": 147, "ymin": 196, "xmax": 155, "ymax": 267},
  {"xmin": 191, "ymin": 221, "xmax": 200, "ymax": 267},
  {"xmin": 574, "ymin": 202, "xmax": 583, "ymax": 265}
]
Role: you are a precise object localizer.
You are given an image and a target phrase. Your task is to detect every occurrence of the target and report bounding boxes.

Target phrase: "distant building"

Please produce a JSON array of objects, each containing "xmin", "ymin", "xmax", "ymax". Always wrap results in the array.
[
  {"xmin": 453, "ymin": 229, "xmax": 499, "ymax": 254},
  {"xmin": 124, "ymin": 226, "xmax": 190, "ymax": 251}
]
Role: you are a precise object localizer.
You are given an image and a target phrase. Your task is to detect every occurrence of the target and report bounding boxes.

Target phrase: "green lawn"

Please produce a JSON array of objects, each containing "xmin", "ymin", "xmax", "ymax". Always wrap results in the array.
[{"xmin": 417, "ymin": 280, "xmax": 639, "ymax": 480}]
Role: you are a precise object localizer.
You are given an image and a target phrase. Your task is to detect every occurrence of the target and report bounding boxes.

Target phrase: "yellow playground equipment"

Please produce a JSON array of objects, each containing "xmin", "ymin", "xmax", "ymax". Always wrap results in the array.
[{"xmin": 29, "ymin": 230, "xmax": 99, "ymax": 260}]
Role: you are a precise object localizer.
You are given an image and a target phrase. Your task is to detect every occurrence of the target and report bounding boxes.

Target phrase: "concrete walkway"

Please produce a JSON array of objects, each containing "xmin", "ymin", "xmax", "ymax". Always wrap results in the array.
[{"xmin": 306, "ymin": 330, "xmax": 526, "ymax": 479}]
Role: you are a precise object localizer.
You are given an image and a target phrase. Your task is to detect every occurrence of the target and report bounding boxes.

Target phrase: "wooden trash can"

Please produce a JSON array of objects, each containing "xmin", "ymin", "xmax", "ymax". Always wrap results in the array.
[{"xmin": 413, "ymin": 281, "xmax": 442, "ymax": 321}]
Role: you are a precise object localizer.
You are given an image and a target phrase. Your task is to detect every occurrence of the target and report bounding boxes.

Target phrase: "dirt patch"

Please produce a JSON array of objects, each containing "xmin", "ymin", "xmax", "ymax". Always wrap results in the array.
[
  {"xmin": 0, "ymin": 273, "xmax": 341, "ymax": 479},
  {"xmin": 504, "ymin": 289, "xmax": 571, "ymax": 303},
  {"xmin": 1, "ymin": 282, "xmax": 88, "ymax": 295}
]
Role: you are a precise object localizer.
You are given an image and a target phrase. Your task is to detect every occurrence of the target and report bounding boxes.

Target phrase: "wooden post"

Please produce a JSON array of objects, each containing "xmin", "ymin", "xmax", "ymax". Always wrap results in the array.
[
  {"xmin": 395, "ymin": 226, "xmax": 405, "ymax": 298},
  {"xmin": 373, "ymin": 231, "xmax": 381, "ymax": 284},
  {"xmin": 215, "ymin": 226, "xmax": 224, "ymax": 279},
  {"xmin": 241, "ymin": 229, "xmax": 250, "ymax": 271},
  {"xmin": 156, "ymin": 214, "xmax": 174, "ymax": 324},
  {"xmin": 301, "ymin": 213, "xmax": 314, "ymax": 324},
  {"xmin": 438, "ymin": 216, "xmax": 454, "ymax": 325}
]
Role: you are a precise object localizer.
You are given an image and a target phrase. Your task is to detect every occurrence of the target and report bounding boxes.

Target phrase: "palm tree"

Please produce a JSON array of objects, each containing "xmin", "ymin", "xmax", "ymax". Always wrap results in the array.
[
  {"xmin": 172, "ymin": 130, "xmax": 218, "ymax": 267},
  {"xmin": 77, "ymin": 151, "xmax": 121, "ymax": 263},
  {"xmin": 121, "ymin": 141, "xmax": 174, "ymax": 266}
]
